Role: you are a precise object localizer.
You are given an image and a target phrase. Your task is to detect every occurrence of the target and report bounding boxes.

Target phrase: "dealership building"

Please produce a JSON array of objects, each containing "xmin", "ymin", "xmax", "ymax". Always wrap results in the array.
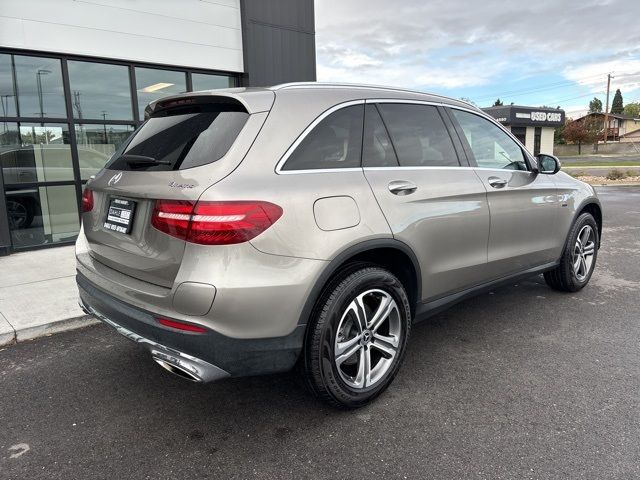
[
  {"xmin": 0, "ymin": 0, "xmax": 315, "ymax": 255},
  {"xmin": 482, "ymin": 105, "xmax": 565, "ymax": 157}
]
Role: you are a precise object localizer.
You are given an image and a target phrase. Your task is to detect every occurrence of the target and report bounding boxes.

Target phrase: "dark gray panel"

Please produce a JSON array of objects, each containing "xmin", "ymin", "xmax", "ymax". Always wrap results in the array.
[
  {"xmin": 0, "ymin": 168, "xmax": 11, "ymax": 255},
  {"xmin": 240, "ymin": 0, "xmax": 316, "ymax": 87}
]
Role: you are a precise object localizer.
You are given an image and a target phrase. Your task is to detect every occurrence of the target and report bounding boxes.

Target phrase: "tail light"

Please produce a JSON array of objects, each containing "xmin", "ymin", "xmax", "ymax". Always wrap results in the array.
[
  {"xmin": 81, "ymin": 188, "xmax": 94, "ymax": 213},
  {"xmin": 151, "ymin": 200, "xmax": 283, "ymax": 245}
]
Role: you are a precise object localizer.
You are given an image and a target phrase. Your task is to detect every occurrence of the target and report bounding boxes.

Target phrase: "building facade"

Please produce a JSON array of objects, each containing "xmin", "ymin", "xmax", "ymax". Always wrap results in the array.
[
  {"xmin": 0, "ymin": 0, "xmax": 315, "ymax": 255},
  {"xmin": 482, "ymin": 105, "xmax": 565, "ymax": 157}
]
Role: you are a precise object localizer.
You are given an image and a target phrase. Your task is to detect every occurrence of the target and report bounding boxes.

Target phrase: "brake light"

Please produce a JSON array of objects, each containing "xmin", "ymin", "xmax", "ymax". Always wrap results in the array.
[
  {"xmin": 157, "ymin": 317, "xmax": 208, "ymax": 333},
  {"xmin": 151, "ymin": 200, "xmax": 282, "ymax": 245},
  {"xmin": 81, "ymin": 188, "xmax": 93, "ymax": 213}
]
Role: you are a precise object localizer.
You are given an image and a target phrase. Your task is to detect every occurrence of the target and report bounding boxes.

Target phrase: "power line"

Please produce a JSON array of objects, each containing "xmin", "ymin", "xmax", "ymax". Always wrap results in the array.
[{"xmin": 474, "ymin": 72, "xmax": 606, "ymax": 101}]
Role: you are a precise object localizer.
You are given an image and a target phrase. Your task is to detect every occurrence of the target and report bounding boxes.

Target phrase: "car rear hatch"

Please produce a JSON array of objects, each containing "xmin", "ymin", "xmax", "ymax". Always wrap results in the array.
[{"xmin": 81, "ymin": 90, "xmax": 274, "ymax": 288}]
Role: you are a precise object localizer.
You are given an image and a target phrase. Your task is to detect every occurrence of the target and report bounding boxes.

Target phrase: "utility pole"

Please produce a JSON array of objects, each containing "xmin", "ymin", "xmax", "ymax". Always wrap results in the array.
[{"xmin": 603, "ymin": 73, "xmax": 612, "ymax": 144}]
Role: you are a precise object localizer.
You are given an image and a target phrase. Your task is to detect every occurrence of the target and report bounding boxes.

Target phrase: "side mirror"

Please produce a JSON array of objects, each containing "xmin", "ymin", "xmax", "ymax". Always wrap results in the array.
[{"xmin": 536, "ymin": 154, "xmax": 561, "ymax": 174}]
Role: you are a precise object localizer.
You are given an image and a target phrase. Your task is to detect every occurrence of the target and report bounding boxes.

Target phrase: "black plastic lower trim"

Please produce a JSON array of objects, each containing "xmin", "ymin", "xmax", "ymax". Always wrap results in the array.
[
  {"xmin": 77, "ymin": 272, "xmax": 305, "ymax": 377},
  {"xmin": 414, "ymin": 261, "xmax": 559, "ymax": 323}
]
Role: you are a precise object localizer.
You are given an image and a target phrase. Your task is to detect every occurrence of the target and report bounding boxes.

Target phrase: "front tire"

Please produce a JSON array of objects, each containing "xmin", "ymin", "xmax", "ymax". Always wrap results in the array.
[
  {"xmin": 301, "ymin": 266, "xmax": 412, "ymax": 409},
  {"xmin": 544, "ymin": 212, "xmax": 599, "ymax": 292}
]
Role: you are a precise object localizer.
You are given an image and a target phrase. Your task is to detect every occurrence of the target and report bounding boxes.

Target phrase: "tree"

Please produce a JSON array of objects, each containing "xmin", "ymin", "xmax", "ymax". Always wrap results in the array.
[
  {"xmin": 554, "ymin": 123, "xmax": 566, "ymax": 144},
  {"xmin": 493, "ymin": 98, "xmax": 503, "ymax": 106},
  {"xmin": 563, "ymin": 118, "xmax": 601, "ymax": 154},
  {"xmin": 589, "ymin": 97, "xmax": 603, "ymax": 113},
  {"xmin": 611, "ymin": 89, "xmax": 623, "ymax": 114},
  {"xmin": 624, "ymin": 102, "xmax": 640, "ymax": 117}
]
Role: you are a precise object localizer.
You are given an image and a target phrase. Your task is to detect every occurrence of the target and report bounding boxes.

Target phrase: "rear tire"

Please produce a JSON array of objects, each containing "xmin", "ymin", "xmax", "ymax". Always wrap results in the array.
[
  {"xmin": 301, "ymin": 265, "xmax": 412, "ymax": 409},
  {"xmin": 544, "ymin": 212, "xmax": 598, "ymax": 292}
]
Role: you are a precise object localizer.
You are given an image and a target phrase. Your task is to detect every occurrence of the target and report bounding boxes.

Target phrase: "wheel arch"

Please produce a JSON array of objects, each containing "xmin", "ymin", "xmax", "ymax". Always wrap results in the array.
[
  {"xmin": 576, "ymin": 200, "xmax": 603, "ymax": 247},
  {"xmin": 298, "ymin": 239, "xmax": 422, "ymax": 329}
]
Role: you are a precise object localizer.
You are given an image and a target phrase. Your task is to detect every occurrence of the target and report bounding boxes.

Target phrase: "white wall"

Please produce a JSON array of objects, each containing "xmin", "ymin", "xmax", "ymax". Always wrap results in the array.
[
  {"xmin": 0, "ymin": 0, "xmax": 243, "ymax": 72},
  {"xmin": 540, "ymin": 128, "xmax": 555, "ymax": 155}
]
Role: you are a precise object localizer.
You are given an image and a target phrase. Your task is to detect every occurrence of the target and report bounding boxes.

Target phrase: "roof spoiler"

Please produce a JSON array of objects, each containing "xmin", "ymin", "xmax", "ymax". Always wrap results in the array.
[{"xmin": 145, "ymin": 88, "xmax": 275, "ymax": 118}]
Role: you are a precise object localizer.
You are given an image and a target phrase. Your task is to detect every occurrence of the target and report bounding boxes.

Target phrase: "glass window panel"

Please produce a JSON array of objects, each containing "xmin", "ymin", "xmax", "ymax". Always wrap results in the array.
[
  {"xmin": 68, "ymin": 61, "xmax": 133, "ymax": 120},
  {"xmin": 451, "ymin": 109, "xmax": 527, "ymax": 170},
  {"xmin": 191, "ymin": 73, "xmax": 235, "ymax": 91},
  {"xmin": 75, "ymin": 124, "xmax": 135, "ymax": 179},
  {"xmin": 136, "ymin": 68, "xmax": 186, "ymax": 120},
  {"xmin": 283, "ymin": 105, "xmax": 364, "ymax": 171},
  {"xmin": 0, "ymin": 54, "xmax": 17, "ymax": 117},
  {"xmin": 13, "ymin": 55, "xmax": 66, "ymax": 118},
  {"xmin": 377, "ymin": 104, "xmax": 459, "ymax": 168},
  {"xmin": 6, "ymin": 184, "xmax": 79, "ymax": 248},
  {"xmin": 1, "ymin": 122, "xmax": 73, "ymax": 183},
  {"xmin": 362, "ymin": 104, "xmax": 398, "ymax": 167}
]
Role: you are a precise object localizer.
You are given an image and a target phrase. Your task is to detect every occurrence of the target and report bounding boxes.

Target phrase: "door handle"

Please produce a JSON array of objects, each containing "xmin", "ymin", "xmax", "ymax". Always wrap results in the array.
[
  {"xmin": 388, "ymin": 180, "xmax": 418, "ymax": 195},
  {"xmin": 488, "ymin": 177, "xmax": 508, "ymax": 189}
]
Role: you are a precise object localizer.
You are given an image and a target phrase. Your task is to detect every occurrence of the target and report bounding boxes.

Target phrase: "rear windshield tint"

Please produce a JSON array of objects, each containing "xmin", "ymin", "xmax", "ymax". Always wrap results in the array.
[{"xmin": 106, "ymin": 104, "xmax": 249, "ymax": 171}]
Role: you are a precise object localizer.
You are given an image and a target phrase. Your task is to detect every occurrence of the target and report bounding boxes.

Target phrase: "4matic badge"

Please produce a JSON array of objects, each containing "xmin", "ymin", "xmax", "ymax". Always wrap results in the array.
[{"xmin": 168, "ymin": 181, "xmax": 196, "ymax": 189}]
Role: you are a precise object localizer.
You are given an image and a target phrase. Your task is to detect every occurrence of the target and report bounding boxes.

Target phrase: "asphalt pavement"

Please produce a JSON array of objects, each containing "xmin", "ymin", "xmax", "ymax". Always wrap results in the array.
[{"xmin": 1, "ymin": 186, "xmax": 639, "ymax": 480}]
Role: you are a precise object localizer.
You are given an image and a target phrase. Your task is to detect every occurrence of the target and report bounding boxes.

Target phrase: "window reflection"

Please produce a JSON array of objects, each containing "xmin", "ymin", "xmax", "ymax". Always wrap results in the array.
[
  {"xmin": 75, "ymin": 124, "xmax": 134, "ymax": 179},
  {"xmin": 191, "ymin": 73, "xmax": 235, "ymax": 91},
  {"xmin": 0, "ymin": 123, "xmax": 73, "ymax": 183},
  {"xmin": 6, "ymin": 184, "xmax": 79, "ymax": 248},
  {"xmin": 68, "ymin": 61, "xmax": 133, "ymax": 120},
  {"xmin": 136, "ymin": 68, "xmax": 186, "ymax": 120},
  {"xmin": 13, "ymin": 55, "xmax": 67, "ymax": 118},
  {"xmin": 0, "ymin": 54, "xmax": 17, "ymax": 117}
]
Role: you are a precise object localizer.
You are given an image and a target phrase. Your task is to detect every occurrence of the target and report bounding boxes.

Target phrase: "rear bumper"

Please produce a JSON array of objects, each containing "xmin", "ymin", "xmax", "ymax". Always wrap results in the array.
[{"xmin": 77, "ymin": 273, "xmax": 305, "ymax": 379}]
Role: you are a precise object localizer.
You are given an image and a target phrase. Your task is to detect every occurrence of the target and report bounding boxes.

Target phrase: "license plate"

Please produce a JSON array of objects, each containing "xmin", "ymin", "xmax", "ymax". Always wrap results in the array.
[{"xmin": 104, "ymin": 197, "xmax": 136, "ymax": 234}]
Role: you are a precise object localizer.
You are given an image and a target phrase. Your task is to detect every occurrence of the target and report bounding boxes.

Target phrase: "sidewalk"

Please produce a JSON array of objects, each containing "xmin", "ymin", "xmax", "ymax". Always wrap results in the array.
[{"xmin": 0, "ymin": 245, "xmax": 97, "ymax": 346}]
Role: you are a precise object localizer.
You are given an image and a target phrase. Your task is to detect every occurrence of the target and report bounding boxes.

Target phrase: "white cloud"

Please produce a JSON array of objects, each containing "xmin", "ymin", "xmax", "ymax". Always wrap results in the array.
[
  {"xmin": 315, "ymin": 0, "xmax": 640, "ymax": 94},
  {"xmin": 563, "ymin": 59, "xmax": 640, "ymax": 97}
]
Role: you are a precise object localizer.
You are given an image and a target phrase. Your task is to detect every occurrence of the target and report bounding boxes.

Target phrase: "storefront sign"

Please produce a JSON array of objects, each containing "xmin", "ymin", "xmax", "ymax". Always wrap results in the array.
[{"xmin": 483, "ymin": 106, "xmax": 565, "ymax": 127}]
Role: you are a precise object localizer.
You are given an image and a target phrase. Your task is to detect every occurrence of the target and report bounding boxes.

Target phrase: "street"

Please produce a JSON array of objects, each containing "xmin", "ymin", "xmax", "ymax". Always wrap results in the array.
[{"xmin": 1, "ymin": 186, "xmax": 639, "ymax": 480}]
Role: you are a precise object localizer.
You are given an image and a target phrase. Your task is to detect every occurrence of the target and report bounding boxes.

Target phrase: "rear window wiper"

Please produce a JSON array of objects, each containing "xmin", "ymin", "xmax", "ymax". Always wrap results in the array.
[{"xmin": 118, "ymin": 154, "xmax": 172, "ymax": 167}]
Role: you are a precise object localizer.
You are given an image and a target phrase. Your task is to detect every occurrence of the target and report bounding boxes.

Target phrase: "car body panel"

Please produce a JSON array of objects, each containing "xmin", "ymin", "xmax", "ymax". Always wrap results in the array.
[
  {"xmin": 472, "ymin": 168, "xmax": 560, "ymax": 277},
  {"xmin": 364, "ymin": 167, "xmax": 490, "ymax": 301}
]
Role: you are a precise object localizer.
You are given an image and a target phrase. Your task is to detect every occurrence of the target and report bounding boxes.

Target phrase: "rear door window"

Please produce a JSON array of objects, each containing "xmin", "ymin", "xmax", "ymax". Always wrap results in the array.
[
  {"xmin": 281, "ymin": 104, "xmax": 364, "ymax": 171},
  {"xmin": 377, "ymin": 104, "xmax": 460, "ymax": 168},
  {"xmin": 106, "ymin": 104, "xmax": 249, "ymax": 171}
]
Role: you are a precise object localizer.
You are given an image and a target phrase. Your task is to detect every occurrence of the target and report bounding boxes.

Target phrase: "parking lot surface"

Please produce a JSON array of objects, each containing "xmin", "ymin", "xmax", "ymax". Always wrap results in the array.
[{"xmin": 1, "ymin": 186, "xmax": 639, "ymax": 480}]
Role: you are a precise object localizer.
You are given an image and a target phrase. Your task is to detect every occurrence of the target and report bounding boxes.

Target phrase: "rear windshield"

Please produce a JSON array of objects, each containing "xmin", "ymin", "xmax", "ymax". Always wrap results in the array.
[{"xmin": 106, "ymin": 104, "xmax": 249, "ymax": 171}]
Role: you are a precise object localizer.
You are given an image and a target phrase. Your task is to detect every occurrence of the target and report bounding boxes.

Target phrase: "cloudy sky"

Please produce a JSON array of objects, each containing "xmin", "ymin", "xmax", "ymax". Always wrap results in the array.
[{"xmin": 315, "ymin": 0, "xmax": 640, "ymax": 118}]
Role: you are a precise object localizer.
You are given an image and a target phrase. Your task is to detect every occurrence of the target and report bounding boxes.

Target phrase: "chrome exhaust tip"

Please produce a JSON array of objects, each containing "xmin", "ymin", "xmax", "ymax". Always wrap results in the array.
[{"xmin": 152, "ymin": 355, "xmax": 201, "ymax": 382}]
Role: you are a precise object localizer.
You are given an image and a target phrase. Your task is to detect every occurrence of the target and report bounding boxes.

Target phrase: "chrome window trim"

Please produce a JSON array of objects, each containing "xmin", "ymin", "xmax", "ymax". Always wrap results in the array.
[
  {"xmin": 275, "ymin": 99, "xmax": 366, "ymax": 174},
  {"xmin": 274, "ymin": 97, "xmax": 535, "ymax": 175},
  {"xmin": 364, "ymin": 166, "xmax": 474, "ymax": 171},
  {"xmin": 363, "ymin": 166, "xmax": 532, "ymax": 173}
]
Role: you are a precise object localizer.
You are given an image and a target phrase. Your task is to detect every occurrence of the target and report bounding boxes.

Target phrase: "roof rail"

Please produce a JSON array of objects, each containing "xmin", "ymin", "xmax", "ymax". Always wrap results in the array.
[{"xmin": 270, "ymin": 81, "xmax": 451, "ymax": 100}]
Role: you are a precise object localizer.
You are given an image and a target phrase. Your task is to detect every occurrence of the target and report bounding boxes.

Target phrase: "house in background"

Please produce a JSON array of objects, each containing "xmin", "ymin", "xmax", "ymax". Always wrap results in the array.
[{"xmin": 574, "ymin": 112, "xmax": 640, "ymax": 142}]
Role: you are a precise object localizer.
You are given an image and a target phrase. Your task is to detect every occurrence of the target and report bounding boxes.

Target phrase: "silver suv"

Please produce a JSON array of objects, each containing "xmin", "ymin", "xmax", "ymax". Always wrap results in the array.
[{"xmin": 77, "ymin": 83, "xmax": 602, "ymax": 408}]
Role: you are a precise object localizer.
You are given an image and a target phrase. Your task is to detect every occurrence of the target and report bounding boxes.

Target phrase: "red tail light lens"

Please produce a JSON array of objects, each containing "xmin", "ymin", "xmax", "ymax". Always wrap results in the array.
[
  {"xmin": 157, "ymin": 317, "xmax": 208, "ymax": 333},
  {"xmin": 151, "ymin": 200, "xmax": 282, "ymax": 245},
  {"xmin": 81, "ymin": 188, "xmax": 94, "ymax": 213}
]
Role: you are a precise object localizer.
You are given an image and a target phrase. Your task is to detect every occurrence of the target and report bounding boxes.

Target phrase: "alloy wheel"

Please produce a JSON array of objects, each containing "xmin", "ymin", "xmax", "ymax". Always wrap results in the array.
[
  {"xmin": 573, "ymin": 225, "xmax": 596, "ymax": 281},
  {"xmin": 334, "ymin": 289, "xmax": 401, "ymax": 389}
]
